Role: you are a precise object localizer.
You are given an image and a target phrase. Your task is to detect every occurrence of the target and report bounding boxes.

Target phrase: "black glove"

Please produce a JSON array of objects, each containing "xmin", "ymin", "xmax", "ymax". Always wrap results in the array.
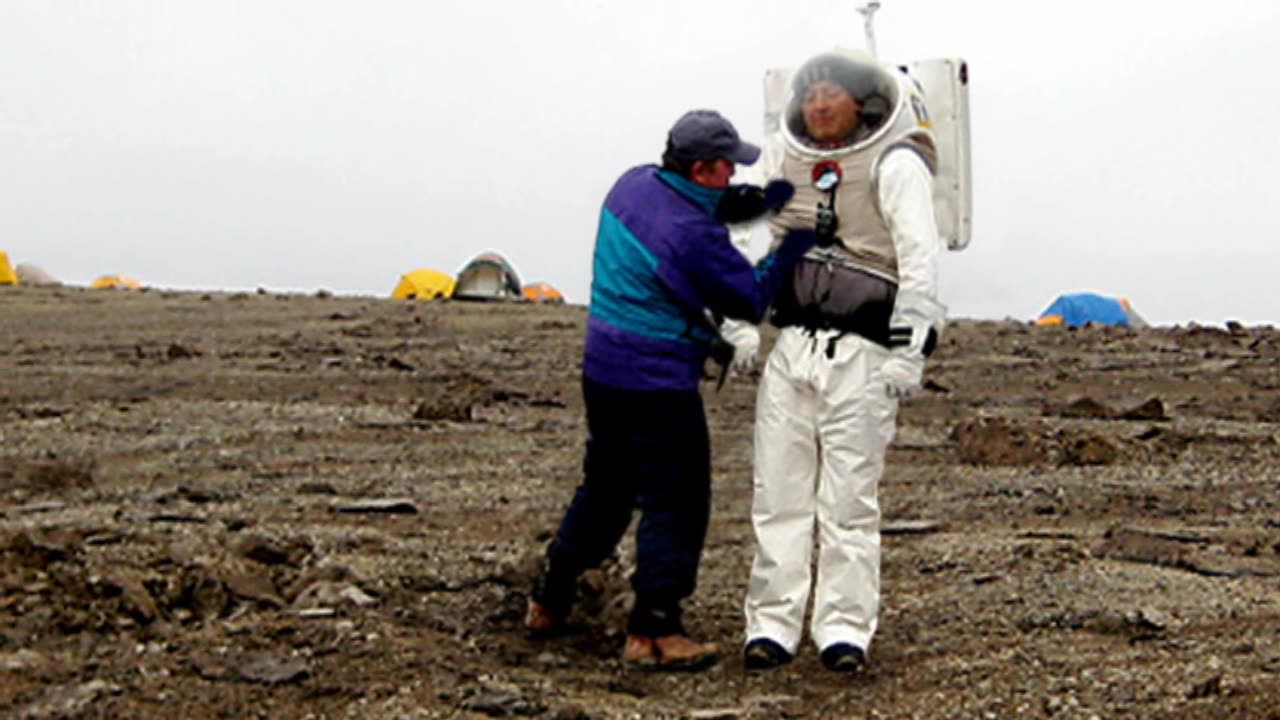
[
  {"xmin": 814, "ymin": 205, "xmax": 840, "ymax": 247},
  {"xmin": 715, "ymin": 180, "xmax": 795, "ymax": 224}
]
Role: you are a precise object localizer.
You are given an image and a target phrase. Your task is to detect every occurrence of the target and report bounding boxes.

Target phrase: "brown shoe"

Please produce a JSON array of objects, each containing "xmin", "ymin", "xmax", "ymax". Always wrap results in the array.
[
  {"xmin": 524, "ymin": 600, "xmax": 564, "ymax": 635},
  {"xmin": 623, "ymin": 634, "xmax": 719, "ymax": 671},
  {"xmin": 622, "ymin": 635, "xmax": 658, "ymax": 669}
]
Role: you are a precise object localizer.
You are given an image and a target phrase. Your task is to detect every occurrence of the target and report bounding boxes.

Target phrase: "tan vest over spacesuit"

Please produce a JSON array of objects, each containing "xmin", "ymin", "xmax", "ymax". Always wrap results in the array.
[{"xmin": 767, "ymin": 80, "xmax": 938, "ymax": 284}]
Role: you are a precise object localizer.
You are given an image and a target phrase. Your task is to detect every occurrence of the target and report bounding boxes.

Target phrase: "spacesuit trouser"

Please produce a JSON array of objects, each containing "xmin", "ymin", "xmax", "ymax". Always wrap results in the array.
[
  {"xmin": 535, "ymin": 376, "xmax": 711, "ymax": 638},
  {"xmin": 744, "ymin": 326, "xmax": 899, "ymax": 654}
]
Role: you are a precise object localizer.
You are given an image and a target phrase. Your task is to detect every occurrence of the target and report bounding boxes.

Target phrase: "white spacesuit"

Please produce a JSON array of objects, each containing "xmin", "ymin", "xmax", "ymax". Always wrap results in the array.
[{"xmin": 729, "ymin": 48, "xmax": 947, "ymax": 670}]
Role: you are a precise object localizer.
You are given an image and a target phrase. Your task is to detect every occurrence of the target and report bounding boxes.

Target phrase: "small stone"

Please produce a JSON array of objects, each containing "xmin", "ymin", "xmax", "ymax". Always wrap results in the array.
[
  {"xmin": 187, "ymin": 572, "xmax": 230, "ymax": 620},
  {"xmin": 293, "ymin": 581, "xmax": 377, "ymax": 609},
  {"xmin": 98, "ymin": 573, "xmax": 159, "ymax": 624},
  {"xmin": 1127, "ymin": 607, "xmax": 1170, "ymax": 632},
  {"xmin": 882, "ymin": 519, "xmax": 945, "ymax": 535},
  {"xmin": 16, "ymin": 501, "xmax": 68, "ymax": 515},
  {"xmin": 235, "ymin": 653, "xmax": 309, "ymax": 685},
  {"xmin": 544, "ymin": 704, "xmax": 594, "ymax": 720},
  {"xmin": 234, "ymin": 534, "xmax": 307, "ymax": 566},
  {"xmin": 297, "ymin": 607, "xmax": 336, "ymax": 619},
  {"xmin": 688, "ymin": 710, "xmax": 744, "ymax": 720},
  {"xmin": 222, "ymin": 571, "xmax": 285, "ymax": 608},
  {"xmin": 0, "ymin": 649, "xmax": 44, "ymax": 672},
  {"xmin": 1186, "ymin": 674, "xmax": 1223, "ymax": 699},
  {"xmin": 337, "ymin": 585, "xmax": 377, "ymax": 607},
  {"xmin": 462, "ymin": 690, "xmax": 543, "ymax": 717},
  {"xmin": 333, "ymin": 498, "xmax": 419, "ymax": 515},
  {"xmin": 535, "ymin": 652, "xmax": 570, "ymax": 669}
]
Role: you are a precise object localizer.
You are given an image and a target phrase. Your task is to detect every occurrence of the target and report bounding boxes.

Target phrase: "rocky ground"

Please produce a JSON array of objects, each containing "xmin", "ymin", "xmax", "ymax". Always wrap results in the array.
[{"xmin": 1, "ymin": 285, "xmax": 1277, "ymax": 719}]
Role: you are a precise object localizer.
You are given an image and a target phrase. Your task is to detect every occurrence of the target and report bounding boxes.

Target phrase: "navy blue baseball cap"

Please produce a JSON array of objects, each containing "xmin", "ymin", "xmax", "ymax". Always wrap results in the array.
[{"xmin": 667, "ymin": 109, "xmax": 761, "ymax": 165}]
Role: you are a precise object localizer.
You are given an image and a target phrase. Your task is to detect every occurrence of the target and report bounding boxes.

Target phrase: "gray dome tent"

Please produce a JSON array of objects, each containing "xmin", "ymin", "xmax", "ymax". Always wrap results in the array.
[{"xmin": 452, "ymin": 252, "xmax": 523, "ymax": 301}]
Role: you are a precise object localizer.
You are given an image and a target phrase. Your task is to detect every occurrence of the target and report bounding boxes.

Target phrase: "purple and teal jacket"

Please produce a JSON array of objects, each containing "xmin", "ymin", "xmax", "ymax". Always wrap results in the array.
[{"xmin": 584, "ymin": 165, "xmax": 812, "ymax": 392}]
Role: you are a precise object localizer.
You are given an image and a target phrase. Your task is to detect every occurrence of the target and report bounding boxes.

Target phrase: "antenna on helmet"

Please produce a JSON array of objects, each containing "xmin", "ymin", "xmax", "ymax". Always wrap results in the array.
[{"xmin": 857, "ymin": 1, "xmax": 882, "ymax": 58}]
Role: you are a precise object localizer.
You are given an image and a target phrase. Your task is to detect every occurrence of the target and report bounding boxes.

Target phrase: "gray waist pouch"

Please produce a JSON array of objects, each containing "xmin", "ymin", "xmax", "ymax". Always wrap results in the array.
[{"xmin": 770, "ymin": 258, "xmax": 898, "ymax": 346}]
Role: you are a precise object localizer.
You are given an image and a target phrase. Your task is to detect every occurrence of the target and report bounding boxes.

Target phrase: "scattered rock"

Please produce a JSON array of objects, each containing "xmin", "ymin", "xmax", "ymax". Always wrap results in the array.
[
  {"xmin": 292, "ymin": 581, "xmax": 377, "ymax": 609},
  {"xmin": 296, "ymin": 607, "xmax": 336, "ymax": 619},
  {"xmin": 413, "ymin": 398, "xmax": 474, "ymax": 423},
  {"xmin": 333, "ymin": 498, "xmax": 419, "ymax": 514},
  {"xmin": 172, "ymin": 484, "xmax": 219, "ymax": 504},
  {"xmin": 688, "ymin": 709, "xmax": 744, "ymax": 720},
  {"xmin": 287, "ymin": 565, "xmax": 358, "ymax": 600},
  {"xmin": 237, "ymin": 653, "xmax": 309, "ymax": 685},
  {"xmin": 148, "ymin": 513, "xmax": 207, "ymax": 524},
  {"xmin": 383, "ymin": 355, "xmax": 416, "ymax": 372},
  {"xmin": 1186, "ymin": 673, "xmax": 1223, "ymax": 699},
  {"xmin": 544, "ymin": 704, "xmax": 595, "ymax": 720},
  {"xmin": 14, "ymin": 501, "xmax": 70, "ymax": 516},
  {"xmin": 882, "ymin": 519, "xmax": 945, "ymax": 535},
  {"xmin": 4, "ymin": 529, "xmax": 81, "ymax": 568},
  {"xmin": 534, "ymin": 651, "xmax": 570, "ymax": 669},
  {"xmin": 23, "ymin": 679, "xmax": 122, "ymax": 719},
  {"xmin": 166, "ymin": 342, "xmax": 200, "ymax": 360},
  {"xmin": 744, "ymin": 695, "xmax": 803, "ymax": 718},
  {"xmin": 1125, "ymin": 607, "xmax": 1170, "ymax": 632},
  {"xmin": 1060, "ymin": 433, "xmax": 1119, "ymax": 466},
  {"xmin": 14, "ymin": 459, "xmax": 95, "ymax": 492},
  {"xmin": 222, "ymin": 570, "xmax": 285, "ymax": 608},
  {"xmin": 1097, "ymin": 526, "xmax": 1273, "ymax": 578},
  {"xmin": 185, "ymin": 572, "xmax": 231, "ymax": 620},
  {"xmin": 923, "ymin": 378, "xmax": 951, "ymax": 393},
  {"xmin": 461, "ymin": 689, "xmax": 544, "ymax": 717},
  {"xmin": 1097, "ymin": 527, "xmax": 1192, "ymax": 568},
  {"xmin": 192, "ymin": 652, "xmax": 309, "ymax": 685},
  {"xmin": 1118, "ymin": 397, "xmax": 1167, "ymax": 421},
  {"xmin": 0, "ymin": 648, "xmax": 45, "ymax": 672},
  {"xmin": 95, "ymin": 572, "xmax": 160, "ymax": 624},
  {"xmin": 234, "ymin": 534, "xmax": 309, "ymax": 566},
  {"xmin": 1054, "ymin": 397, "xmax": 1113, "ymax": 419}
]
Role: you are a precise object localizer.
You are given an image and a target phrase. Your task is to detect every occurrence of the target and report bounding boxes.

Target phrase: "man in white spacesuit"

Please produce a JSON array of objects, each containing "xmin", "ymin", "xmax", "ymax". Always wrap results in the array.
[{"xmin": 727, "ymin": 48, "xmax": 946, "ymax": 673}]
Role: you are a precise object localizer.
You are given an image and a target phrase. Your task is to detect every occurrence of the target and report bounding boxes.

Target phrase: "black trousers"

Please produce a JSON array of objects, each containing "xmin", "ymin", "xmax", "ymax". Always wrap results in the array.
[{"xmin": 536, "ymin": 376, "xmax": 711, "ymax": 637}]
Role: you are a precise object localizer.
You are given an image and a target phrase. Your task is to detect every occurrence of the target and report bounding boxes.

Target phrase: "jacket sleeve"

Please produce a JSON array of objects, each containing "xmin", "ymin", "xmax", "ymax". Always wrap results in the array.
[
  {"xmin": 726, "ymin": 135, "xmax": 787, "ymax": 254},
  {"xmin": 676, "ymin": 137, "xmax": 810, "ymax": 326},
  {"xmin": 878, "ymin": 147, "xmax": 947, "ymax": 353},
  {"xmin": 717, "ymin": 136, "xmax": 790, "ymax": 333},
  {"xmin": 677, "ymin": 224, "xmax": 776, "ymax": 324}
]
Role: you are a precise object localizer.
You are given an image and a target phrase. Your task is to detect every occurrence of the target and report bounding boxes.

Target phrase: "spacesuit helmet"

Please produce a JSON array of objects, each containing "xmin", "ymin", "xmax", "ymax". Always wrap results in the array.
[{"xmin": 784, "ymin": 49, "xmax": 901, "ymax": 153}]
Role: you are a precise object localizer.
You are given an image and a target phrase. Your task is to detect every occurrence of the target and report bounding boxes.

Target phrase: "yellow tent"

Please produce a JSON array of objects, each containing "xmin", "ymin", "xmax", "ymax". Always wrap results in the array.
[
  {"xmin": 90, "ymin": 275, "xmax": 142, "ymax": 290},
  {"xmin": 392, "ymin": 268, "xmax": 455, "ymax": 300},
  {"xmin": 0, "ymin": 251, "xmax": 17, "ymax": 285}
]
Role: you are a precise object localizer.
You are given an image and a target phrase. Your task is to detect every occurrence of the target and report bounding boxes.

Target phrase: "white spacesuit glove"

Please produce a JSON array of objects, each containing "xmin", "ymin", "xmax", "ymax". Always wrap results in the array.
[
  {"xmin": 720, "ymin": 320, "xmax": 760, "ymax": 375},
  {"xmin": 880, "ymin": 350, "xmax": 925, "ymax": 398},
  {"xmin": 882, "ymin": 291, "xmax": 946, "ymax": 399}
]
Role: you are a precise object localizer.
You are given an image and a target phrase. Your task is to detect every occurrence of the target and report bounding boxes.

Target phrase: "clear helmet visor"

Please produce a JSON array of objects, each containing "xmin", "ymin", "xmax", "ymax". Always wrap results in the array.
[{"xmin": 784, "ymin": 52, "xmax": 901, "ymax": 153}]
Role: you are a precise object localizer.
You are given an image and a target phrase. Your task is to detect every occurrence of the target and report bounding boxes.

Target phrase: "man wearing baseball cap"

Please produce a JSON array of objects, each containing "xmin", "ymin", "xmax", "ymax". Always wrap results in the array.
[{"xmin": 525, "ymin": 109, "xmax": 816, "ymax": 671}]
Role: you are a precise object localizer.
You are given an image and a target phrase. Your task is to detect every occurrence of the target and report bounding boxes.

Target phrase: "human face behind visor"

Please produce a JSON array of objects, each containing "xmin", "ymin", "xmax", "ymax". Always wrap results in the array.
[
  {"xmin": 802, "ymin": 81, "xmax": 862, "ymax": 148},
  {"xmin": 783, "ymin": 50, "xmax": 900, "ymax": 154}
]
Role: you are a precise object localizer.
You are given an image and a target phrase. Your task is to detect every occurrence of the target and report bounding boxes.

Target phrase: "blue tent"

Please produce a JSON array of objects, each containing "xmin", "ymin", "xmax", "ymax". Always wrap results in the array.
[{"xmin": 1036, "ymin": 293, "xmax": 1146, "ymax": 328}]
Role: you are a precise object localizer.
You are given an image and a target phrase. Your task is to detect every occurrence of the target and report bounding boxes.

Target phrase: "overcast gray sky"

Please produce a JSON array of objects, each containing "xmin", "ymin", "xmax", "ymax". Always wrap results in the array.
[{"xmin": 3, "ymin": 1, "xmax": 1277, "ymax": 324}]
